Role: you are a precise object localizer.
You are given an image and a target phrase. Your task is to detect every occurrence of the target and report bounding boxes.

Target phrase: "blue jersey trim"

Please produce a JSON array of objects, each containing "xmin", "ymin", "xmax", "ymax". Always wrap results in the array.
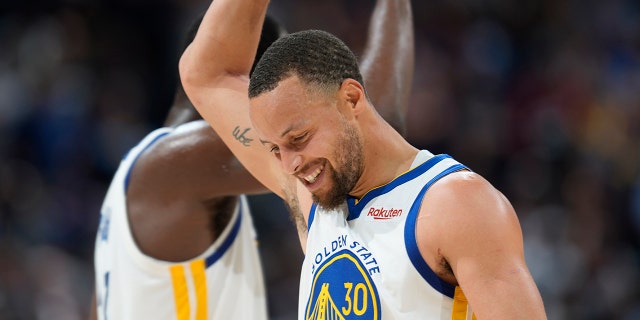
[
  {"xmin": 308, "ymin": 202, "xmax": 318, "ymax": 231},
  {"xmin": 124, "ymin": 131, "xmax": 170, "ymax": 191},
  {"xmin": 205, "ymin": 201, "xmax": 243, "ymax": 268},
  {"xmin": 346, "ymin": 154, "xmax": 453, "ymax": 220},
  {"xmin": 404, "ymin": 163, "xmax": 467, "ymax": 299}
]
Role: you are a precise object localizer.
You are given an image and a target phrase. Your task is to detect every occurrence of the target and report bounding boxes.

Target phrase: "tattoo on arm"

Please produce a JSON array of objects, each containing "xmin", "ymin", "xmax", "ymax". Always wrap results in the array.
[{"xmin": 233, "ymin": 126, "xmax": 253, "ymax": 146}]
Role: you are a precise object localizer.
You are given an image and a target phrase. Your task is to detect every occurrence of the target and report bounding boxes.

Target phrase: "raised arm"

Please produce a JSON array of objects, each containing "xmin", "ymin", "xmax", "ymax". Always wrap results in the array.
[
  {"xmin": 359, "ymin": 0, "xmax": 414, "ymax": 136},
  {"xmin": 179, "ymin": 0, "xmax": 288, "ymax": 199},
  {"xmin": 180, "ymin": 0, "xmax": 268, "ymax": 85}
]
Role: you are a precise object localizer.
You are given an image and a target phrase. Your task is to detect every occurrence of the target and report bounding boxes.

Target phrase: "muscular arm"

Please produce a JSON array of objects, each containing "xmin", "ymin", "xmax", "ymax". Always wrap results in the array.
[
  {"xmin": 418, "ymin": 172, "xmax": 546, "ymax": 319},
  {"xmin": 180, "ymin": 0, "xmax": 287, "ymax": 199},
  {"xmin": 359, "ymin": 0, "xmax": 414, "ymax": 136},
  {"xmin": 127, "ymin": 121, "xmax": 267, "ymax": 260}
]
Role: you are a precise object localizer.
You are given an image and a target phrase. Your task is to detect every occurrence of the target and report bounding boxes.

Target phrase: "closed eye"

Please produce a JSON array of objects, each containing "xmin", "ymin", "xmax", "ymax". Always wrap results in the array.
[
  {"xmin": 260, "ymin": 139, "xmax": 280, "ymax": 155},
  {"xmin": 292, "ymin": 132, "xmax": 308, "ymax": 144}
]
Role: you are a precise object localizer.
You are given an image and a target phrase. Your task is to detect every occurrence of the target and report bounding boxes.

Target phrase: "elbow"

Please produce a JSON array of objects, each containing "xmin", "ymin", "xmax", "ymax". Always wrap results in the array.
[
  {"xmin": 179, "ymin": 45, "xmax": 233, "ymax": 90},
  {"xmin": 178, "ymin": 47, "xmax": 200, "ymax": 89}
]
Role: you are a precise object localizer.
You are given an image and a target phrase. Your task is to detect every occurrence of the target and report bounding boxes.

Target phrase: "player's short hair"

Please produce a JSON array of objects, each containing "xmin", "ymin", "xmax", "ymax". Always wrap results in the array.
[{"xmin": 248, "ymin": 29, "xmax": 364, "ymax": 98}]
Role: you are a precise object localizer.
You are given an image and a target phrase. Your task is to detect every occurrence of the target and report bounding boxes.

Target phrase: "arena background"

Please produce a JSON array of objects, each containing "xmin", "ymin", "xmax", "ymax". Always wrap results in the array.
[{"xmin": 0, "ymin": 0, "xmax": 639, "ymax": 319}]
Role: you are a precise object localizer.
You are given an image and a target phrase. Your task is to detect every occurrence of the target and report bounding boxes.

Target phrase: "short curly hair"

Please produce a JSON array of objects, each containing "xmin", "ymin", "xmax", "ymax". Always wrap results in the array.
[{"xmin": 248, "ymin": 29, "xmax": 365, "ymax": 98}]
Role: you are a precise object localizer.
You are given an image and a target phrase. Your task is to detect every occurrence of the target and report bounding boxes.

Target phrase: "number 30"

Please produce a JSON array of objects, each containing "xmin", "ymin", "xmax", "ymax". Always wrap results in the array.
[{"xmin": 342, "ymin": 282, "xmax": 368, "ymax": 316}]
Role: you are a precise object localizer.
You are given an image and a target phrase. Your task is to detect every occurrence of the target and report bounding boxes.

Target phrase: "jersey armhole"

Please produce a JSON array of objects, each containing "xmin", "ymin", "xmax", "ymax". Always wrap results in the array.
[{"xmin": 403, "ymin": 163, "xmax": 467, "ymax": 299}]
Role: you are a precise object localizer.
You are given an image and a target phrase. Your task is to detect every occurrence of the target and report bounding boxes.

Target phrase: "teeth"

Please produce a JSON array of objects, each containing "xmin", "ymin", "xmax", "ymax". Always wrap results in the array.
[{"xmin": 304, "ymin": 166, "xmax": 323, "ymax": 183}]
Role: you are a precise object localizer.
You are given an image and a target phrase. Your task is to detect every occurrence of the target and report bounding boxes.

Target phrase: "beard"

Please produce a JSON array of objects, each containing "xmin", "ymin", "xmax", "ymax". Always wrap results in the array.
[{"xmin": 312, "ymin": 119, "xmax": 363, "ymax": 210}]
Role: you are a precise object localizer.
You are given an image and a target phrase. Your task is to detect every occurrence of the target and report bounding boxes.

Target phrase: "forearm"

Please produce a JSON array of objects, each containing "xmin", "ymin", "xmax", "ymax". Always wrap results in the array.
[
  {"xmin": 360, "ymin": 0, "xmax": 414, "ymax": 135},
  {"xmin": 177, "ymin": 0, "xmax": 288, "ymax": 201},
  {"xmin": 179, "ymin": 0, "xmax": 270, "ymax": 87}
]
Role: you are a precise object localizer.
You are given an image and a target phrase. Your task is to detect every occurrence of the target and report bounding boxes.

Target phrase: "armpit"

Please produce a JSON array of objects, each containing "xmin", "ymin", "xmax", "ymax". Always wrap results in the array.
[{"xmin": 436, "ymin": 251, "xmax": 458, "ymax": 286}]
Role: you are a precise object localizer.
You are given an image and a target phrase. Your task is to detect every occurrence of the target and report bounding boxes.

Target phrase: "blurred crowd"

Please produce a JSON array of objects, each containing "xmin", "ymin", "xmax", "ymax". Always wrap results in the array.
[{"xmin": 0, "ymin": 0, "xmax": 638, "ymax": 319}]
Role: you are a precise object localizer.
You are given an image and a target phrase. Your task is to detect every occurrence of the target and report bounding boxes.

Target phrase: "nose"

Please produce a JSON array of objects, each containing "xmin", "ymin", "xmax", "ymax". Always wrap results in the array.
[{"xmin": 281, "ymin": 150, "xmax": 302, "ymax": 175}]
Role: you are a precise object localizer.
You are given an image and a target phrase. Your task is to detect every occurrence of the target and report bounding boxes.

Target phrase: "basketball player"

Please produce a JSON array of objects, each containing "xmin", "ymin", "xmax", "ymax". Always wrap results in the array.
[
  {"xmin": 179, "ymin": 0, "xmax": 548, "ymax": 319},
  {"xmin": 90, "ymin": 0, "xmax": 415, "ymax": 318}
]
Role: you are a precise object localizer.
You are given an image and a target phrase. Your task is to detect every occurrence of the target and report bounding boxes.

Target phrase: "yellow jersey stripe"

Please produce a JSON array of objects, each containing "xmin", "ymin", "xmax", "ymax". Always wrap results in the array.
[
  {"xmin": 190, "ymin": 259, "xmax": 208, "ymax": 320},
  {"xmin": 170, "ymin": 265, "xmax": 190, "ymax": 320},
  {"xmin": 451, "ymin": 286, "xmax": 475, "ymax": 320}
]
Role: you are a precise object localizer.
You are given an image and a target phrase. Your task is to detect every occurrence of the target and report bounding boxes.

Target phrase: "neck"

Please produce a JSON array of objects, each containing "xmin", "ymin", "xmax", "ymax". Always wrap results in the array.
[{"xmin": 349, "ymin": 110, "xmax": 418, "ymax": 199}]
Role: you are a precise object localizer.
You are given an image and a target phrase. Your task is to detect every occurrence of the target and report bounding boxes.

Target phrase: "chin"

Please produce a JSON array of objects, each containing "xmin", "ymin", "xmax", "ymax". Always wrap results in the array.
[{"xmin": 313, "ymin": 191, "xmax": 345, "ymax": 211}]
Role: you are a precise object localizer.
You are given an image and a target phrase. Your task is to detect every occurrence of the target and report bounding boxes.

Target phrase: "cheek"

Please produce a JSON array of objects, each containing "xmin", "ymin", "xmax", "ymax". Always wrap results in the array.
[{"xmin": 307, "ymin": 131, "xmax": 338, "ymax": 158}]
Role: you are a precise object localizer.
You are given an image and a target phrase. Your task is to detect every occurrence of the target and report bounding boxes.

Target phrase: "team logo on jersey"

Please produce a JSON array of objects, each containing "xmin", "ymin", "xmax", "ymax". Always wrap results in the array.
[{"xmin": 304, "ymin": 249, "xmax": 380, "ymax": 319}]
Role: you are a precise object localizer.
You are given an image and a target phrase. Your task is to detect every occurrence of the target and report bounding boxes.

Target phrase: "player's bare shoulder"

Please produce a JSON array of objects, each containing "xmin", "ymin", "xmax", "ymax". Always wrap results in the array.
[
  {"xmin": 422, "ymin": 169, "xmax": 508, "ymax": 217},
  {"xmin": 142, "ymin": 120, "xmax": 234, "ymax": 168},
  {"xmin": 416, "ymin": 170, "xmax": 517, "ymax": 249},
  {"xmin": 127, "ymin": 121, "xmax": 236, "ymax": 198}
]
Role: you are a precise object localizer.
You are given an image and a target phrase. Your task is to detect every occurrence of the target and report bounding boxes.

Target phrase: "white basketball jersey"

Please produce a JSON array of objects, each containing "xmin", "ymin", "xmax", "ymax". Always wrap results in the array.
[
  {"xmin": 94, "ymin": 128, "xmax": 267, "ymax": 320},
  {"xmin": 299, "ymin": 151, "xmax": 476, "ymax": 320}
]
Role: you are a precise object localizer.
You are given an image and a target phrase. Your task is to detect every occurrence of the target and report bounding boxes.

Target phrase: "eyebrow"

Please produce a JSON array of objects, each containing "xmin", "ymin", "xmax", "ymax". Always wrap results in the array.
[
  {"xmin": 259, "ymin": 120, "xmax": 306, "ymax": 146},
  {"xmin": 280, "ymin": 124, "xmax": 297, "ymax": 138},
  {"xmin": 259, "ymin": 127, "xmax": 296, "ymax": 145}
]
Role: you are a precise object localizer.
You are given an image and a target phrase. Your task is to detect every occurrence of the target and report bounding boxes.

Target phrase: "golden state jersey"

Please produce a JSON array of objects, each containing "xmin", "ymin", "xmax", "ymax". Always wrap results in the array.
[
  {"xmin": 94, "ymin": 128, "xmax": 267, "ymax": 320},
  {"xmin": 299, "ymin": 151, "xmax": 475, "ymax": 320}
]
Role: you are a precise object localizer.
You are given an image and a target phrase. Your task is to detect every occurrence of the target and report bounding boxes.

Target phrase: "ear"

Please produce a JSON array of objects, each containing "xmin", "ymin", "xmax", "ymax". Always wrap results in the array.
[{"xmin": 339, "ymin": 78, "xmax": 367, "ymax": 116}]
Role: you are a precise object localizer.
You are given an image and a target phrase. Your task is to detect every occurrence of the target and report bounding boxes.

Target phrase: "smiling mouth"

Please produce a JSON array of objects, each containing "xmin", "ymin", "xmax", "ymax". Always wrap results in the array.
[{"xmin": 303, "ymin": 165, "xmax": 324, "ymax": 183}]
